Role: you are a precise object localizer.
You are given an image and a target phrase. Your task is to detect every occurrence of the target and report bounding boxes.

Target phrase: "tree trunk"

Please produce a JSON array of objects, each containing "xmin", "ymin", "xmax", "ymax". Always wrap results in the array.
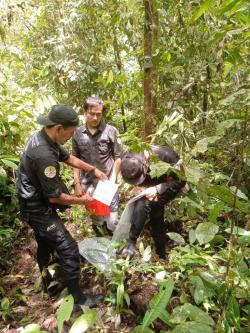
[{"xmin": 143, "ymin": 0, "xmax": 154, "ymax": 140}]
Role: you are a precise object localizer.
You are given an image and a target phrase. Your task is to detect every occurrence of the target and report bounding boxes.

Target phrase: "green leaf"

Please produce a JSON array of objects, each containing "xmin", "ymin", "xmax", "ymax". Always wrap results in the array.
[
  {"xmin": 237, "ymin": 236, "xmax": 250, "ymax": 244},
  {"xmin": 1, "ymin": 297, "xmax": 10, "ymax": 311},
  {"xmin": 167, "ymin": 232, "xmax": 185, "ymax": 245},
  {"xmin": 223, "ymin": 61, "xmax": 233, "ymax": 76},
  {"xmin": 189, "ymin": 229, "xmax": 196, "ymax": 245},
  {"xmin": 215, "ymin": 119, "xmax": 238, "ymax": 136},
  {"xmin": 158, "ymin": 310, "xmax": 175, "ymax": 328},
  {"xmin": 0, "ymin": 155, "xmax": 19, "ymax": 161},
  {"xmin": 142, "ymin": 279, "xmax": 174, "ymax": 329},
  {"xmin": 131, "ymin": 325, "xmax": 155, "ymax": 333},
  {"xmin": 191, "ymin": 136, "xmax": 221, "ymax": 155},
  {"xmin": 170, "ymin": 303, "xmax": 214, "ymax": 326},
  {"xmin": 225, "ymin": 227, "xmax": 250, "ymax": 236},
  {"xmin": 229, "ymin": 187, "xmax": 248, "ymax": 201},
  {"xmin": 189, "ymin": 276, "xmax": 205, "ymax": 305},
  {"xmin": 219, "ymin": 0, "xmax": 243, "ymax": 16},
  {"xmin": 184, "ymin": 162, "xmax": 205, "ymax": 185},
  {"xmin": 1, "ymin": 159, "xmax": 18, "ymax": 170},
  {"xmin": 0, "ymin": 24, "xmax": 6, "ymax": 41},
  {"xmin": 170, "ymin": 321, "xmax": 214, "ymax": 333},
  {"xmin": 150, "ymin": 161, "xmax": 173, "ymax": 178},
  {"xmin": 57, "ymin": 295, "xmax": 74, "ymax": 333},
  {"xmin": 195, "ymin": 222, "xmax": 219, "ymax": 245},
  {"xmin": 190, "ymin": 0, "xmax": 213, "ymax": 22},
  {"xmin": 199, "ymin": 272, "xmax": 219, "ymax": 287},
  {"xmin": 106, "ymin": 70, "xmax": 114, "ymax": 85},
  {"xmin": 69, "ymin": 310, "xmax": 97, "ymax": 333},
  {"xmin": 20, "ymin": 324, "xmax": 49, "ymax": 333},
  {"xmin": 227, "ymin": 296, "xmax": 240, "ymax": 327},
  {"xmin": 208, "ymin": 185, "xmax": 246, "ymax": 210},
  {"xmin": 179, "ymin": 197, "xmax": 204, "ymax": 212},
  {"xmin": 117, "ymin": 283, "xmax": 124, "ymax": 307}
]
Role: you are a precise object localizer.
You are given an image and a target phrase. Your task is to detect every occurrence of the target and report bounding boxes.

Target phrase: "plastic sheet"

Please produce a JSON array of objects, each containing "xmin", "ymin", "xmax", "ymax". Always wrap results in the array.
[
  {"xmin": 78, "ymin": 192, "xmax": 147, "ymax": 271},
  {"xmin": 78, "ymin": 237, "xmax": 116, "ymax": 272},
  {"xmin": 112, "ymin": 191, "xmax": 147, "ymax": 243}
]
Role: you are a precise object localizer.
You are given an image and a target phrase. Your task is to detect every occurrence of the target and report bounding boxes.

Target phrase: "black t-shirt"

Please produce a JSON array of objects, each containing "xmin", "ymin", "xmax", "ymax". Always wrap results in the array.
[{"xmin": 16, "ymin": 129, "xmax": 70, "ymax": 204}]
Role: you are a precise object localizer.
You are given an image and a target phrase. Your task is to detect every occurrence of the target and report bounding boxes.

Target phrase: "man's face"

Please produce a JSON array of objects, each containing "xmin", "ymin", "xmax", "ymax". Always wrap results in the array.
[
  {"xmin": 56, "ymin": 125, "xmax": 76, "ymax": 145},
  {"xmin": 85, "ymin": 105, "xmax": 103, "ymax": 129}
]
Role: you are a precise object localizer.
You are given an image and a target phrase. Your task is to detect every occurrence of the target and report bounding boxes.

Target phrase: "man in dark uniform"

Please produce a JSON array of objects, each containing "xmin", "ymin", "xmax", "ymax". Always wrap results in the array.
[
  {"xmin": 120, "ymin": 145, "xmax": 186, "ymax": 259},
  {"xmin": 72, "ymin": 96, "xmax": 122, "ymax": 234},
  {"xmin": 16, "ymin": 104, "xmax": 107, "ymax": 307}
]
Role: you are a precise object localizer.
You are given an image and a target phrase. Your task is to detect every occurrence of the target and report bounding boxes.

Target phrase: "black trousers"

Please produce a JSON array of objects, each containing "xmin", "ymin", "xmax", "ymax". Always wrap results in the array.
[
  {"xmin": 129, "ymin": 179, "xmax": 185, "ymax": 257},
  {"xmin": 20, "ymin": 209, "xmax": 80, "ymax": 282}
]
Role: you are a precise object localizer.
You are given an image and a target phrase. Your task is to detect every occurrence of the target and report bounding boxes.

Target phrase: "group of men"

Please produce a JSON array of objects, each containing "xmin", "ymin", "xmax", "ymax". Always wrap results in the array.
[{"xmin": 16, "ymin": 97, "xmax": 185, "ymax": 307}]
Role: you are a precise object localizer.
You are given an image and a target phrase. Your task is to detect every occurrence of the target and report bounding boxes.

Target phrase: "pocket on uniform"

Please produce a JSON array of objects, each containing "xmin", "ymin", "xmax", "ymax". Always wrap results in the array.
[{"xmin": 98, "ymin": 139, "xmax": 110, "ymax": 154}]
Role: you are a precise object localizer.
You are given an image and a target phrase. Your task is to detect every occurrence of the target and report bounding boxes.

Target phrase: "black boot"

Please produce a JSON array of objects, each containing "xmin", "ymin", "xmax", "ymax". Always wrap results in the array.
[
  {"xmin": 42, "ymin": 270, "xmax": 65, "ymax": 297},
  {"xmin": 66, "ymin": 279, "xmax": 103, "ymax": 308},
  {"xmin": 121, "ymin": 240, "xmax": 136, "ymax": 257}
]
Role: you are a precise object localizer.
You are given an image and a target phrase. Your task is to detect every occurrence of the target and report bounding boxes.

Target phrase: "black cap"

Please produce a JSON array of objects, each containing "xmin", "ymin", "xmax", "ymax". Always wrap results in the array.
[
  {"xmin": 121, "ymin": 152, "xmax": 148, "ymax": 185},
  {"xmin": 36, "ymin": 104, "xmax": 79, "ymax": 127}
]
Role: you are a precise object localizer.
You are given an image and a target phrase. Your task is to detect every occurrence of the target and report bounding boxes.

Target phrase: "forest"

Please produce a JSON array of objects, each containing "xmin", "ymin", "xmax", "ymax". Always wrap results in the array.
[{"xmin": 0, "ymin": 0, "xmax": 249, "ymax": 332}]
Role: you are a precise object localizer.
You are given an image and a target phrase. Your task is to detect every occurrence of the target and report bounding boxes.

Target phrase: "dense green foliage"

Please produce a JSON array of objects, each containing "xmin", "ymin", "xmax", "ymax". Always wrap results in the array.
[{"xmin": 0, "ymin": 0, "xmax": 249, "ymax": 332}]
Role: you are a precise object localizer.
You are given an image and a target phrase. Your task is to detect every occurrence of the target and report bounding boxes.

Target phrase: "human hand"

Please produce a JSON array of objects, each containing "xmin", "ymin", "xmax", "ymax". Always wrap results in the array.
[
  {"xmin": 94, "ymin": 168, "xmax": 107, "ymax": 180},
  {"xmin": 144, "ymin": 186, "xmax": 158, "ymax": 201},
  {"xmin": 75, "ymin": 183, "xmax": 83, "ymax": 197},
  {"xmin": 80, "ymin": 193, "xmax": 93, "ymax": 204}
]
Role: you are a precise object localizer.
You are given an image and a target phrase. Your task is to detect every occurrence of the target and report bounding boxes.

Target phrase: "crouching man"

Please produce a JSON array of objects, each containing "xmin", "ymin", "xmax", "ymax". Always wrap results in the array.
[{"xmin": 120, "ymin": 145, "xmax": 186, "ymax": 260}]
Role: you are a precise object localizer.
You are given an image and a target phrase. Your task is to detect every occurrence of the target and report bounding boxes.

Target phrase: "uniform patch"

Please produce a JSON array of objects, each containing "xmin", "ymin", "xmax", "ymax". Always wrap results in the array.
[{"xmin": 44, "ymin": 166, "xmax": 56, "ymax": 178}]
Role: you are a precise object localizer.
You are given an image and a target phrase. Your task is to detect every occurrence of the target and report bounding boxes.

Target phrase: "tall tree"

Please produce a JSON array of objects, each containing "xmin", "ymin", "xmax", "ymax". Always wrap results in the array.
[{"xmin": 143, "ymin": 0, "xmax": 154, "ymax": 139}]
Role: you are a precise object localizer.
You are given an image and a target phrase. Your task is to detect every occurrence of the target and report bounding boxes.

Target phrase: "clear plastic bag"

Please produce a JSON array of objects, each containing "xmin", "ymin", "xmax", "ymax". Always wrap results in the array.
[
  {"xmin": 78, "ymin": 192, "xmax": 147, "ymax": 271},
  {"xmin": 112, "ymin": 192, "xmax": 146, "ymax": 243},
  {"xmin": 78, "ymin": 237, "xmax": 116, "ymax": 272}
]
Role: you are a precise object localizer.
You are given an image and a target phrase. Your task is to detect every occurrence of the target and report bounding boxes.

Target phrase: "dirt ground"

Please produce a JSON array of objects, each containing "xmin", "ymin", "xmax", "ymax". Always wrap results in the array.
[
  {"xmin": 0, "ymin": 207, "xmax": 183, "ymax": 333},
  {"xmin": 0, "ymin": 220, "xmax": 162, "ymax": 333}
]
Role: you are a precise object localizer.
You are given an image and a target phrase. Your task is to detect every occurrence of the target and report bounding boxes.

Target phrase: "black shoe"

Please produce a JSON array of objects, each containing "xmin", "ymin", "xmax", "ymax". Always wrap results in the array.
[
  {"xmin": 74, "ymin": 293, "xmax": 104, "ymax": 308},
  {"xmin": 121, "ymin": 241, "xmax": 136, "ymax": 257},
  {"xmin": 156, "ymin": 251, "xmax": 166, "ymax": 262},
  {"xmin": 47, "ymin": 281, "xmax": 66, "ymax": 297},
  {"xmin": 42, "ymin": 272, "xmax": 65, "ymax": 297}
]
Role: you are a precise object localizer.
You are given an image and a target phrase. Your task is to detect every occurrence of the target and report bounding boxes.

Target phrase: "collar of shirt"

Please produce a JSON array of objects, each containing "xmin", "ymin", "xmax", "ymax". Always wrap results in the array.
[
  {"xmin": 40, "ymin": 128, "xmax": 60, "ymax": 150},
  {"xmin": 82, "ymin": 120, "xmax": 106, "ymax": 136}
]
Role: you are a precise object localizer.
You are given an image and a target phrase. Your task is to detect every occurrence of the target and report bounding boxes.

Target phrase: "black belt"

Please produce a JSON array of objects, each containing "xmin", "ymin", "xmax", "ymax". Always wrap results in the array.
[{"xmin": 19, "ymin": 198, "xmax": 48, "ymax": 211}]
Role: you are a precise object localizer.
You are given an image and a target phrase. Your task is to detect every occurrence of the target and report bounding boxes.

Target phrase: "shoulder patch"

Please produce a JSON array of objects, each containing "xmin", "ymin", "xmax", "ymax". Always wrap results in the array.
[{"xmin": 44, "ymin": 166, "xmax": 56, "ymax": 178}]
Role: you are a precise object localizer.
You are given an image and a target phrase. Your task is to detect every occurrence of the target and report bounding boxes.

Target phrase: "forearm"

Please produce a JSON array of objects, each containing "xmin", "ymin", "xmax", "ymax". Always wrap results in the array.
[
  {"xmin": 73, "ymin": 167, "xmax": 81, "ymax": 184},
  {"xmin": 110, "ymin": 158, "xmax": 121, "ymax": 182},
  {"xmin": 65, "ymin": 155, "xmax": 95, "ymax": 172},
  {"xmin": 48, "ymin": 193, "xmax": 86, "ymax": 205}
]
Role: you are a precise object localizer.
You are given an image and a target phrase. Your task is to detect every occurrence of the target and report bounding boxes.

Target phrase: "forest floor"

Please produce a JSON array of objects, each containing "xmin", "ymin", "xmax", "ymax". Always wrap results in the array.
[{"xmin": 1, "ymin": 213, "xmax": 178, "ymax": 333}]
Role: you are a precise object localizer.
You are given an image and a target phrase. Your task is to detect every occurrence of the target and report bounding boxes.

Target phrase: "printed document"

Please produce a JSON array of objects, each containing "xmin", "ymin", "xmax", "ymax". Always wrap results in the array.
[{"xmin": 92, "ymin": 180, "xmax": 118, "ymax": 206}]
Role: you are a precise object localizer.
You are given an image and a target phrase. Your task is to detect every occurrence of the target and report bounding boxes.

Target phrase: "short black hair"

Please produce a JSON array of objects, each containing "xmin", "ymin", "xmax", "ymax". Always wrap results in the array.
[{"xmin": 84, "ymin": 96, "xmax": 107, "ymax": 113}]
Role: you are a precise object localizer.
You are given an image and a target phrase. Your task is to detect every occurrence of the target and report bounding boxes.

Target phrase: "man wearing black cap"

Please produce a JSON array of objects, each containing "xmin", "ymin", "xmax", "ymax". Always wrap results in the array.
[
  {"xmin": 120, "ymin": 145, "xmax": 186, "ymax": 259},
  {"xmin": 16, "ymin": 104, "xmax": 107, "ymax": 307},
  {"xmin": 72, "ymin": 96, "xmax": 122, "ymax": 234}
]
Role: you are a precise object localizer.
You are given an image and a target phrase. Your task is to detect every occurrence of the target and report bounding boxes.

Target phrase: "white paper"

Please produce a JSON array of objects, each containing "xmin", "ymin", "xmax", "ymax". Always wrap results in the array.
[{"xmin": 92, "ymin": 180, "xmax": 118, "ymax": 206}]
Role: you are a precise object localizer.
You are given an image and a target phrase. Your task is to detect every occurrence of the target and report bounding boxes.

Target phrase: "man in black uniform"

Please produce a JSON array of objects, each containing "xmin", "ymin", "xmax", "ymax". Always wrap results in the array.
[
  {"xmin": 72, "ymin": 96, "xmax": 122, "ymax": 233},
  {"xmin": 16, "ymin": 104, "xmax": 107, "ymax": 307},
  {"xmin": 120, "ymin": 145, "xmax": 186, "ymax": 259}
]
